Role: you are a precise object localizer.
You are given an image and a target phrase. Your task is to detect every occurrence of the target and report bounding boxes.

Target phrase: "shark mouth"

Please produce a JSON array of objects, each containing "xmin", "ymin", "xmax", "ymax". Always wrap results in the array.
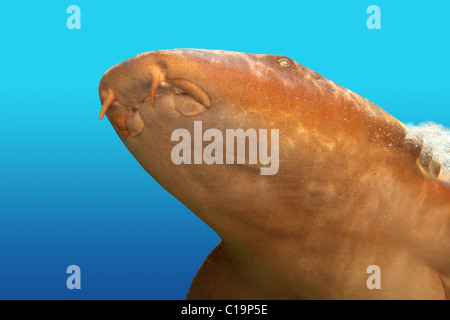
[{"xmin": 98, "ymin": 65, "xmax": 211, "ymax": 137}]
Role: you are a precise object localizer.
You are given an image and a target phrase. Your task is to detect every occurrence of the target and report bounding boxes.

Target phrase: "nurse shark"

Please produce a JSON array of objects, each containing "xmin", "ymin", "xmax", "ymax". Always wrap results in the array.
[{"xmin": 98, "ymin": 49, "xmax": 450, "ymax": 299}]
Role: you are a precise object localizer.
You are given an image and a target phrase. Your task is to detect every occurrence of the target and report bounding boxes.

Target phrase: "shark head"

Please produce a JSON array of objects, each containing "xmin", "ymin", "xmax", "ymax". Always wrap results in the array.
[{"xmin": 98, "ymin": 49, "xmax": 450, "ymax": 253}]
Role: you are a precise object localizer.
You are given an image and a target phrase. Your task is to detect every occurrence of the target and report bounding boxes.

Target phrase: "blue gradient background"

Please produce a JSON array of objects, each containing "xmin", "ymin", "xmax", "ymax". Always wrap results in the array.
[{"xmin": 0, "ymin": 1, "xmax": 448, "ymax": 299}]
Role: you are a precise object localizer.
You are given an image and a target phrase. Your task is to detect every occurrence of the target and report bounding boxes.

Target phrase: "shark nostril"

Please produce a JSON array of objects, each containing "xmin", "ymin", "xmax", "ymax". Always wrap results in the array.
[
  {"xmin": 173, "ymin": 94, "xmax": 207, "ymax": 116},
  {"xmin": 167, "ymin": 78, "xmax": 211, "ymax": 107}
]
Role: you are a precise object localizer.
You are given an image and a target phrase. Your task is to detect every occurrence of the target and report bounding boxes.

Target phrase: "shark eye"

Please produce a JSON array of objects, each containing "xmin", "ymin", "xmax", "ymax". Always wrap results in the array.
[{"xmin": 278, "ymin": 58, "xmax": 292, "ymax": 68}]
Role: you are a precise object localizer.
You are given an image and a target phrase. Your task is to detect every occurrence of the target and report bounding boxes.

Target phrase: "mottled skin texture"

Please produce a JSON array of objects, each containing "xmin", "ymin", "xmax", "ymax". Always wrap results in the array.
[{"xmin": 98, "ymin": 49, "xmax": 450, "ymax": 299}]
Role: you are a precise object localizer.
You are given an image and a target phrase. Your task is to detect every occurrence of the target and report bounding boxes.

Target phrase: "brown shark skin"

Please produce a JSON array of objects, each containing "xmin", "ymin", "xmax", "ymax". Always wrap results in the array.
[{"xmin": 99, "ymin": 49, "xmax": 450, "ymax": 300}]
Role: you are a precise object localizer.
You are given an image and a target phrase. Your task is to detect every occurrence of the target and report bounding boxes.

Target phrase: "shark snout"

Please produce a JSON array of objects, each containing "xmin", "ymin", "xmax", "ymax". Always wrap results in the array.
[{"xmin": 98, "ymin": 53, "xmax": 212, "ymax": 137}]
